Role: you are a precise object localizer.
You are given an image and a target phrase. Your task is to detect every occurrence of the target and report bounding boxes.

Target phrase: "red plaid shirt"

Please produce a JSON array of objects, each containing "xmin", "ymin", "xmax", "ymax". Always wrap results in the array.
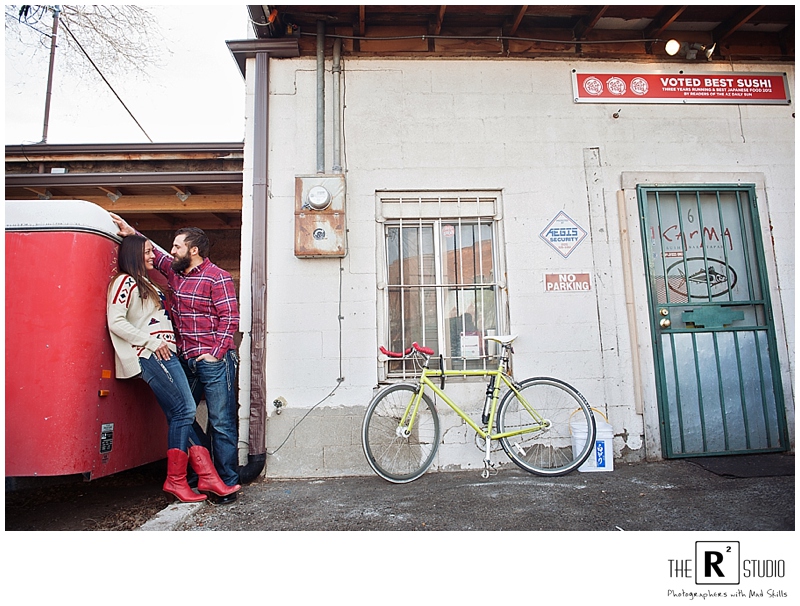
[{"xmin": 153, "ymin": 248, "xmax": 239, "ymax": 360}]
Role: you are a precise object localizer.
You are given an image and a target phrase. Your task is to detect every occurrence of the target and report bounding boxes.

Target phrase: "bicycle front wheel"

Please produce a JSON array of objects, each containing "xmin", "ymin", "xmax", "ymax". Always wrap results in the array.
[
  {"xmin": 496, "ymin": 377, "xmax": 596, "ymax": 476},
  {"xmin": 362, "ymin": 384, "xmax": 441, "ymax": 483}
]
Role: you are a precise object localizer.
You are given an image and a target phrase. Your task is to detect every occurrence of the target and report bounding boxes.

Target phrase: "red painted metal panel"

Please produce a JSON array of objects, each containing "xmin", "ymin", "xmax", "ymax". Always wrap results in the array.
[{"xmin": 5, "ymin": 205, "xmax": 167, "ymax": 479}]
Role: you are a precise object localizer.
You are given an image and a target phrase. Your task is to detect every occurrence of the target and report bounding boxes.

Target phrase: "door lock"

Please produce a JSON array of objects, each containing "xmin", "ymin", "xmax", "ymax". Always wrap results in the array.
[{"xmin": 659, "ymin": 308, "xmax": 670, "ymax": 316}]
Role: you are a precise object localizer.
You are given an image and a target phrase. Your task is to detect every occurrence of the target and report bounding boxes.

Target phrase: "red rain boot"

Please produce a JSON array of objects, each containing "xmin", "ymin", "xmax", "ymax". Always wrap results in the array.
[
  {"xmin": 188, "ymin": 445, "xmax": 241, "ymax": 497},
  {"xmin": 164, "ymin": 449, "xmax": 207, "ymax": 503}
]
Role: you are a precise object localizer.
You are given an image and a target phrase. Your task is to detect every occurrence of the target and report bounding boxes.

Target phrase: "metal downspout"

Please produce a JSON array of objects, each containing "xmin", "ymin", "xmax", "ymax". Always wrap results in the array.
[
  {"xmin": 332, "ymin": 38, "xmax": 342, "ymax": 173},
  {"xmin": 316, "ymin": 20, "xmax": 325, "ymax": 174},
  {"xmin": 239, "ymin": 51, "xmax": 269, "ymax": 483}
]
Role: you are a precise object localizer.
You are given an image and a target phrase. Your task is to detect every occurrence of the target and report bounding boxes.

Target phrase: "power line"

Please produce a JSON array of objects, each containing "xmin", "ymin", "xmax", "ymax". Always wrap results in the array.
[{"xmin": 59, "ymin": 18, "xmax": 153, "ymax": 142}]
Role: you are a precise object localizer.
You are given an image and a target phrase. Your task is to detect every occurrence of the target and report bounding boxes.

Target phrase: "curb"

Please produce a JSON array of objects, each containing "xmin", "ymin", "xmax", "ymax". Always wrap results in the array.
[{"xmin": 137, "ymin": 501, "xmax": 204, "ymax": 531}]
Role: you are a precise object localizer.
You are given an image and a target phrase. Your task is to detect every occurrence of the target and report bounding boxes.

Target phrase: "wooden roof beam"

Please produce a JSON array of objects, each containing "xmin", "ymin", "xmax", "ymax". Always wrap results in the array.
[
  {"xmin": 713, "ymin": 6, "xmax": 766, "ymax": 43},
  {"xmin": 67, "ymin": 194, "xmax": 242, "ymax": 213},
  {"xmin": 428, "ymin": 5, "xmax": 447, "ymax": 51},
  {"xmin": 644, "ymin": 6, "xmax": 688, "ymax": 39},
  {"xmin": 778, "ymin": 23, "xmax": 794, "ymax": 55},
  {"xmin": 5, "ymin": 171, "xmax": 242, "ymax": 188},
  {"xmin": 644, "ymin": 6, "xmax": 688, "ymax": 54},
  {"xmin": 353, "ymin": 5, "xmax": 366, "ymax": 52},
  {"xmin": 574, "ymin": 5, "xmax": 609, "ymax": 41},
  {"xmin": 172, "ymin": 185, "xmax": 192, "ymax": 202},
  {"xmin": 433, "ymin": 6, "xmax": 446, "ymax": 36},
  {"xmin": 212, "ymin": 213, "xmax": 235, "ymax": 226},
  {"xmin": 509, "ymin": 5, "xmax": 528, "ymax": 37},
  {"xmin": 98, "ymin": 186, "xmax": 123, "ymax": 202},
  {"xmin": 23, "ymin": 187, "xmax": 51, "ymax": 199},
  {"xmin": 141, "ymin": 211, "xmax": 186, "ymax": 229}
]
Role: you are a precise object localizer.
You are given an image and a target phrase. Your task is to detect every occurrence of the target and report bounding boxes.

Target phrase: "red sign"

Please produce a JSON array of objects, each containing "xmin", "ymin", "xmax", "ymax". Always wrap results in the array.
[
  {"xmin": 545, "ymin": 273, "xmax": 591, "ymax": 292},
  {"xmin": 572, "ymin": 72, "xmax": 790, "ymax": 105}
]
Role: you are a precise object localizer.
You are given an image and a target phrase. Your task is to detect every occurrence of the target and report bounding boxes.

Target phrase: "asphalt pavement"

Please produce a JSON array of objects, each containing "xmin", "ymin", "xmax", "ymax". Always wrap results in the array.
[{"xmin": 141, "ymin": 454, "xmax": 794, "ymax": 531}]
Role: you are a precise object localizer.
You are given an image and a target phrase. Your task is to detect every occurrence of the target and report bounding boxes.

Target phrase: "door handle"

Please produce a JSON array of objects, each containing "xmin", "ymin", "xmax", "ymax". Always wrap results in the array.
[{"xmin": 660, "ymin": 318, "xmax": 671, "ymax": 328}]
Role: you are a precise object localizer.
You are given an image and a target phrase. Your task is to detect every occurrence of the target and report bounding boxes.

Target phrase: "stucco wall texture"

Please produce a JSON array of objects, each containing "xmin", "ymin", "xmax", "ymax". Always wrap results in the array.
[{"xmin": 238, "ymin": 58, "xmax": 794, "ymax": 478}]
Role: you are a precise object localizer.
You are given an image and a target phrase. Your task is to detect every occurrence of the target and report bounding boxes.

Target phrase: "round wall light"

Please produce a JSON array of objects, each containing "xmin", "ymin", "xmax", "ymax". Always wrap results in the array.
[{"xmin": 665, "ymin": 39, "xmax": 681, "ymax": 56}]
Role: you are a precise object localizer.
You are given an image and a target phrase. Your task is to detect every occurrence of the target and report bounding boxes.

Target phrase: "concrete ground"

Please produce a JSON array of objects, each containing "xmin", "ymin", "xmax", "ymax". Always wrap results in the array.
[{"xmin": 141, "ymin": 454, "xmax": 794, "ymax": 532}]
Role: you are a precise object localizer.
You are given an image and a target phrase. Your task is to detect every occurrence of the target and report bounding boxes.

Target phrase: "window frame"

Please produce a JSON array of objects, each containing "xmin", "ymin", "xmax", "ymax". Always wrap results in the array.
[{"xmin": 376, "ymin": 191, "xmax": 508, "ymax": 380}]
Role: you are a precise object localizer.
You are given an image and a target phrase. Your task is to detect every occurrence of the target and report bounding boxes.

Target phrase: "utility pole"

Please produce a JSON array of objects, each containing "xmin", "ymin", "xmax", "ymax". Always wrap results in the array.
[{"xmin": 41, "ymin": 5, "xmax": 61, "ymax": 143}]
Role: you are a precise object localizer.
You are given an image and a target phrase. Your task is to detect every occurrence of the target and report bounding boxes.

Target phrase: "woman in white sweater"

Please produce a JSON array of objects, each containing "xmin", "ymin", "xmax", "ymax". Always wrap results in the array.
[{"xmin": 107, "ymin": 234, "xmax": 240, "ymax": 502}]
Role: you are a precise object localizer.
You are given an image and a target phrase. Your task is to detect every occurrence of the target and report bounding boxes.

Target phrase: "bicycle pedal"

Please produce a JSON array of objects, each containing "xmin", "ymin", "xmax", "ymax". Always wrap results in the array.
[{"xmin": 481, "ymin": 461, "xmax": 498, "ymax": 479}]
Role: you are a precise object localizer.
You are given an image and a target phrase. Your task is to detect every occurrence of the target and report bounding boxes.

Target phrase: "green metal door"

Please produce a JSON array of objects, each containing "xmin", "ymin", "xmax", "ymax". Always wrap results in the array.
[{"xmin": 638, "ymin": 185, "xmax": 788, "ymax": 457}]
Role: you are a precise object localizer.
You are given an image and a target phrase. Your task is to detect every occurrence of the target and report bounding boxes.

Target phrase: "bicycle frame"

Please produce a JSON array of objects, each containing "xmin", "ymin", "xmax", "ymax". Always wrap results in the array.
[{"xmin": 398, "ymin": 352, "xmax": 548, "ymax": 443}]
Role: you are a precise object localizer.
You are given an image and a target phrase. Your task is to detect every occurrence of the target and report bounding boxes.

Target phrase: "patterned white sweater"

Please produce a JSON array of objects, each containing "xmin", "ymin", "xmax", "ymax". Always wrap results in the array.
[{"xmin": 107, "ymin": 274, "xmax": 177, "ymax": 378}]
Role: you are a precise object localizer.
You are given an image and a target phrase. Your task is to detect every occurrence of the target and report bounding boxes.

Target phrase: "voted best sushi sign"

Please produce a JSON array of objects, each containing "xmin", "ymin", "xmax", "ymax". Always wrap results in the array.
[{"xmin": 572, "ymin": 71, "xmax": 791, "ymax": 104}]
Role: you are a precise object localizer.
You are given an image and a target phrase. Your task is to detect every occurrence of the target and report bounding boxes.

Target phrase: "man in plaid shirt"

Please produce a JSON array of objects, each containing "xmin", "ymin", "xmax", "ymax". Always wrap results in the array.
[{"xmin": 111, "ymin": 214, "xmax": 241, "ymax": 498}]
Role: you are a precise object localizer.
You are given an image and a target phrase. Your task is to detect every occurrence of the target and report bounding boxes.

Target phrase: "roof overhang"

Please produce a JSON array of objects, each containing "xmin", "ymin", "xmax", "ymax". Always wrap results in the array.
[
  {"xmin": 5, "ymin": 142, "xmax": 244, "ymax": 231},
  {"xmin": 5, "ymin": 142, "xmax": 244, "ymax": 158},
  {"xmin": 243, "ymin": 5, "xmax": 794, "ymax": 63}
]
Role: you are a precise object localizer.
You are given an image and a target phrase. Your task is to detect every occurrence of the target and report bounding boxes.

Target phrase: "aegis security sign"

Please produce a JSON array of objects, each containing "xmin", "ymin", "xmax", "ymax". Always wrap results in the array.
[
  {"xmin": 572, "ymin": 71, "xmax": 790, "ymax": 104},
  {"xmin": 540, "ymin": 211, "xmax": 587, "ymax": 258}
]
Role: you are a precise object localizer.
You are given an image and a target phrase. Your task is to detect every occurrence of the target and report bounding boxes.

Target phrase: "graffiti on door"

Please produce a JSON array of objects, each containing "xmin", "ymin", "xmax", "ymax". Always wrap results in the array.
[
  {"xmin": 653, "ymin": 224, "xmax": 735, "ymax": 253},
  {"xmin": 647, "ymin": 201, "xmax": 750, "ymax": 305}
]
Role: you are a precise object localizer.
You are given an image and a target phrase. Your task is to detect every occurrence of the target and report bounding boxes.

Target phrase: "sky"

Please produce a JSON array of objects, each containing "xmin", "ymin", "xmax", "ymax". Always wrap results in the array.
[{"xmin": 4, "ymin": 5, "xmax": 251, "ymax": 145}]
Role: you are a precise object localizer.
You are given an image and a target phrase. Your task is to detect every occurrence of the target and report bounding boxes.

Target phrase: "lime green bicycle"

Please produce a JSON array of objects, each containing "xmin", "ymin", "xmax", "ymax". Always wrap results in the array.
[{"xmin": 362, "ymin": 336, "xmax": 597, "ymax": 483}]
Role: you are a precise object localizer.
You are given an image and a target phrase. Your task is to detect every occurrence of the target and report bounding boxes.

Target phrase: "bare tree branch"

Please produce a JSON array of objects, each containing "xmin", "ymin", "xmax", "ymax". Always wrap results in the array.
[{"xmin": 5, "ymin": 4, "xmax": 169, "ymax": 78}]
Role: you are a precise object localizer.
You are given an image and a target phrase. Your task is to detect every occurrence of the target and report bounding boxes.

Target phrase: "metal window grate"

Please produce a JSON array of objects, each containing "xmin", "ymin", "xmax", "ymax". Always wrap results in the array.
[{"xmin": 380, "ymin": 193, "xmax": 505, "ymax": 378}]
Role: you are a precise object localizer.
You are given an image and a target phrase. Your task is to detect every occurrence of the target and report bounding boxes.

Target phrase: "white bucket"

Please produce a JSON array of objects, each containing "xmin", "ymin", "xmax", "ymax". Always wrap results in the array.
[{"xmin": 571, "ymin": 416, "xmax": 614, "ymax": 472}]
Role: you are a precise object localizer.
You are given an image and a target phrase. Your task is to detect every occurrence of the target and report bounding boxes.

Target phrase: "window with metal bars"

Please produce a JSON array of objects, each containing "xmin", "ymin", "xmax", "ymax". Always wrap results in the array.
[{"xmin": 379, "ymin": 193, "xmax": 506, "ymax": 377}]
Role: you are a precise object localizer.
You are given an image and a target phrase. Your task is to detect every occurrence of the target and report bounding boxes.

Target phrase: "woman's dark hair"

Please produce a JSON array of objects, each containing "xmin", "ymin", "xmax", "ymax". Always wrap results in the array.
[{"xmin": 116, "ymin": 235, "xmax": 162, "ymax": 306}]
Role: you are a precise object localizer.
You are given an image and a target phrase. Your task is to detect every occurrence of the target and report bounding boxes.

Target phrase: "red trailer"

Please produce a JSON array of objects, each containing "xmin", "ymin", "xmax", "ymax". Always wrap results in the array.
[{"xmin": 5, "ymin": 199, "xmax": 167, "ymax": 480}]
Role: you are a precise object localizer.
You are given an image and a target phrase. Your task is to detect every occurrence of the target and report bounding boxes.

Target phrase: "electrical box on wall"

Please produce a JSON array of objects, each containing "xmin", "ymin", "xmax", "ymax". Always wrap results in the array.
[{"xmin": 294, "ymin": 174, "xmax": 346, "ymax": 258}]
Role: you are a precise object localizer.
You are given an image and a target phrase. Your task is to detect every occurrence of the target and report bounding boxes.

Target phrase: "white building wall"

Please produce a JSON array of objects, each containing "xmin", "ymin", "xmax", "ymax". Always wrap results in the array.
[{"xmin": 246, "ymin": 57, "xmax": 794, "ymax": 478}]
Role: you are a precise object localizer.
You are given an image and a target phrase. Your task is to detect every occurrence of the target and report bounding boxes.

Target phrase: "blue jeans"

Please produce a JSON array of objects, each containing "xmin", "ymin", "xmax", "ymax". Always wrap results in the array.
[
  {"xmin": 139, "ymin": 353, "xmax": 205, "ymax": 451},
  {"xmin": 181, "ymin": 351, "xmax": 240, "ymax": 485}
]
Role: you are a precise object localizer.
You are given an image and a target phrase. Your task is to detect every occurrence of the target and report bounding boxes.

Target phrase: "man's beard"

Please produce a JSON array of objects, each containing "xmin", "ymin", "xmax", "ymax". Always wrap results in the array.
[{"xmin": 171, "ymin": 253, "xmax": 191, "ymax": 273}]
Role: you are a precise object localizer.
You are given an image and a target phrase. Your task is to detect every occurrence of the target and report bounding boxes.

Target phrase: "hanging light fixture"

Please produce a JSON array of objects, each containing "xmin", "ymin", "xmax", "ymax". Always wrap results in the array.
[{"xmin": 664, "ymin": 39, "xmax": 716, "ymax": 61}]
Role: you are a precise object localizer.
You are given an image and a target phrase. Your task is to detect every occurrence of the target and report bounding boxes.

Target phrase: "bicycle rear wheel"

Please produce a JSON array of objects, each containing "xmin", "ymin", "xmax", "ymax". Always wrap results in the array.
[
  {"xmin": 362, "ymin": 384, "xmax": 440, "ymax": 483},
  {"xmin": 496, "ymin": 377, "xmax": 596, "ymax": 476}
]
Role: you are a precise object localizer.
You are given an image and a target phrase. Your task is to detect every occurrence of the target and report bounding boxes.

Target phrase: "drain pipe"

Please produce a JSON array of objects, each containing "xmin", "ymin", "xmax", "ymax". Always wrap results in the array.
[
  {"xmin": 332, "ymin": 38, "xmax": 342, "ymax": 173},
  {"xmin": 316, "ymin": 20, "xmax": 325, "ymax": 174},
  {"xmin": 238, "ymin": 50, "xmax": 270, "ymax": 484}
]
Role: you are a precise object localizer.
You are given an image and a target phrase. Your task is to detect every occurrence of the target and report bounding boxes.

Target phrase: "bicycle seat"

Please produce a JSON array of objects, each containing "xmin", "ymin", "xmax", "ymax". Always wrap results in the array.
[{"xmin": 484, "ymin": 335, "xmax": 517, "ymax": 346}]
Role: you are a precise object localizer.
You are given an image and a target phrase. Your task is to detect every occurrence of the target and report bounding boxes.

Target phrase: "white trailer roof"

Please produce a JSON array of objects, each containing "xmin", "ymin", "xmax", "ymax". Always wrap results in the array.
[{"xmin": 5, "ymin": 199, "xmax": 121, "ymax": 242}]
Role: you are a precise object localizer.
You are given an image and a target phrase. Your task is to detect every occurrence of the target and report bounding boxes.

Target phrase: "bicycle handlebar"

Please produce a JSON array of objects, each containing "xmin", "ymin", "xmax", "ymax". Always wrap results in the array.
[{"xmin": 380, "ymin": 342, "xmax": 435, "ymax": 358}]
